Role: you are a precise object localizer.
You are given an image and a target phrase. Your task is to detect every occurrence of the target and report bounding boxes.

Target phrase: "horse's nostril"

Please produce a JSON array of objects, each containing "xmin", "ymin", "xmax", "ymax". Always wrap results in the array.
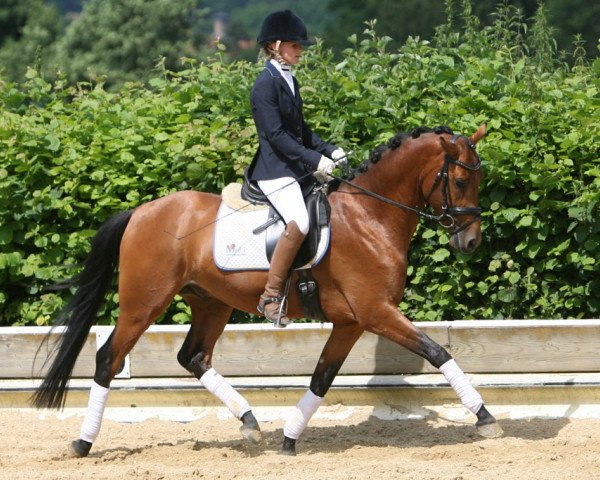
[{"xmin": 466, "ymin": 237, "xmax": 478, "ymax": 252}]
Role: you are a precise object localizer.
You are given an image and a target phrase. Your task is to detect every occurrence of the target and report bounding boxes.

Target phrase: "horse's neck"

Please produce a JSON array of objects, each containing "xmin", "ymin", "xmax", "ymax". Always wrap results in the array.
[
  {"xmin": 357, "ymin": 145, "xmax": 426, "ymax": 214},
  {"xmin": 335, "ymin": 144, "xmax": 428, "ymax": 247}
]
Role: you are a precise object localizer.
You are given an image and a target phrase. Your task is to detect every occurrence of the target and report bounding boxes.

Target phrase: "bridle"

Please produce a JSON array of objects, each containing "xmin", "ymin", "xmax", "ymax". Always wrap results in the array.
[
  {"xmin": 423, "ymin": 134, "xmax": 482, "ymax": 235},
  {"xmin": 331, "ymin": 134, "xmax": 482, "ymax": 236}
]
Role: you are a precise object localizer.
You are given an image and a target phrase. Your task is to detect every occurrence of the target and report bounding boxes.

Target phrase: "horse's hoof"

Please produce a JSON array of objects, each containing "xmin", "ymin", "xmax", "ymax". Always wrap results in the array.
[
  {"xmin": 476, "ymin": 421, "xmax": 503, "ymax": 438},
  {"xmin": 278, "ymin": 436, "xmax": 296, "ymax": 456},
  {"xmin": 68, "ymin": 439, "xmax": 92, "ymax": 458},
  {"xmin": 240, "ymin": 425, "xmax": 262, "ymax": 444},
  {"xmin": 239, "ymin": 411, "xmax": 262, "ymax": 444},
  {"xmin": 475, "ymin": 405, "xmax": 503, "ymax": 438},
  {"xmin": 278, "ymin": 447, "xmax": 296, "ymax": 456}
]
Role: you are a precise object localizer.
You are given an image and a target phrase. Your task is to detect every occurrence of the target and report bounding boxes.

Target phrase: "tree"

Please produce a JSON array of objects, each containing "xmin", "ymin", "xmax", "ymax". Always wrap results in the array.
[
  {"xmin": 0, "ymin": 0, "xmax": 62, "ymax": 82},
  {"xmin": 324, "ymin": 0, "xmax": 597, "ymax": 59},
  {"xmin": 545, "ymin": 0, "xmax": 600, "ymax": 55},
  {"xmin": 53, "ymin": 0, "xmax": 207, "ymax": 88},
  {"xmin": 45, "ymin": 0, "xmax": 84, "ymax": 13},
  {"xmin": 0, "ymin": 0, "xmax": 31, "ymax": 46}
]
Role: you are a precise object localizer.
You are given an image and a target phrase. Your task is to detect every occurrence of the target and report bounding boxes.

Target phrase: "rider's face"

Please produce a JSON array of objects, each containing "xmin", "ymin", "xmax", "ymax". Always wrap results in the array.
[{"xmin": 277, "ymin": 41, "xmax": 303, "ymax": 65}]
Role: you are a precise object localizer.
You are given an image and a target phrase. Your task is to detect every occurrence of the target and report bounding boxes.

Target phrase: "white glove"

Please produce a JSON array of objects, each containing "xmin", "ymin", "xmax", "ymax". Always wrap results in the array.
[
  {"xmin": 331, "ymin": 148, "xmax": 347, "ymax": 165},
  {"xmin": 314, "ymin": 155, "xmax": 335, "ymax": 181}
]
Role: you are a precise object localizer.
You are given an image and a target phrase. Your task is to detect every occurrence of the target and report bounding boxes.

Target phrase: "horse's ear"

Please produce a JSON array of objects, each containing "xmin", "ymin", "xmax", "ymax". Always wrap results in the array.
[
  {"xmin": 440, "ymin": 136, "xmax": 459, "ymax": 158},
  {"xmin": 470, "ymin": 124, "xmax": 487, "ymax": 144}
]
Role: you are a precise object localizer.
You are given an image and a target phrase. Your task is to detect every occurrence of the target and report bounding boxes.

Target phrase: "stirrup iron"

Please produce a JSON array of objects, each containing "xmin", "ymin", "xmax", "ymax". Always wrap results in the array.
[
  {"xmin": 272, "ymin": 296, "xmax": 289, "ymax": 328},
  {"xmin": 257, "ymin": 295, "xmax": 289, "ymax": 328},
  {"xmin": 258, "ymin": 276, "xmax": 292, "ymax": 328},
  {"xmin": 272, "ymin": 275, "xmax": 292, "ymax": 328}
]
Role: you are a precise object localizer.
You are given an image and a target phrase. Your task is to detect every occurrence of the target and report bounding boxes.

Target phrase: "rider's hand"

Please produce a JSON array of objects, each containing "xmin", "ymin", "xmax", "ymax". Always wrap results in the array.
[
  {"xmin": 314, "ymin": 155, "xmax": 335, "ymax": 181},
  {"xmin": 331, "ymin": 148, "xmax": 347, "ymax": 165}
]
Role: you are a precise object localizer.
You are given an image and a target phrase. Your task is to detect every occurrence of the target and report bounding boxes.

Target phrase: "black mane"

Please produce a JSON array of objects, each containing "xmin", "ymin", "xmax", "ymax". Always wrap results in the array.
[{"xmin": 330, "ymin": 125, "xmax": 454, "ymax": 189}]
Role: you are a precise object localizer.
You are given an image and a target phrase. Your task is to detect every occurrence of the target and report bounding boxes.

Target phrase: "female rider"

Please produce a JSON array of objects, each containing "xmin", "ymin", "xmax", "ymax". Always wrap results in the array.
[{"xmin": 247, "ymin": 10, "xmax": 345, "ymax": 326}]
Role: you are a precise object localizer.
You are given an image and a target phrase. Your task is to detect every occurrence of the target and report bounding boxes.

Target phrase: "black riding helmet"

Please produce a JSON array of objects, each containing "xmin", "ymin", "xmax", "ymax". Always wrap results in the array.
[{"xmin": 257, "ymin": 10, "xmax": 314, "ymax": 46}]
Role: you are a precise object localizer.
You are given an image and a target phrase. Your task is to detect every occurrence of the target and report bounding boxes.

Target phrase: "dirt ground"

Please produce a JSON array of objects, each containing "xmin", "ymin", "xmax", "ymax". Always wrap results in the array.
[{"xmin": 2, "ymin": 408, "xmax": 600, "ymax": 480}]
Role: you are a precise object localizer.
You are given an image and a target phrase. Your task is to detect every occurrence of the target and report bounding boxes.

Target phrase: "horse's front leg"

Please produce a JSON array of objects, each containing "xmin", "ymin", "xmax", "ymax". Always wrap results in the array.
[
  {"xmin": 281, "ymin": 322, "xmax": 364, "ymax": 456},
  {"xmin": 367, "ymin": 306, "xmax": 503, "ymax": 438}
]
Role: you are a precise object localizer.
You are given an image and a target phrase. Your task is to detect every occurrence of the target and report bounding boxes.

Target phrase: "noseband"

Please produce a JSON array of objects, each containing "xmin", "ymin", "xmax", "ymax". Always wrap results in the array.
[
  {"xmin": 331, "ymin": 134, "xmax": 482, "ymax": 237},
  {"xmin": 425, "ymin": 134, "xmax": 482, "ymax": 235}
]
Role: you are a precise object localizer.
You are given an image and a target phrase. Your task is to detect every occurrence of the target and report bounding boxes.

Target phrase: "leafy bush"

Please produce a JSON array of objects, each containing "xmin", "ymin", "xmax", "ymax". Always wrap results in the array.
[
  {"xmin": 0, "ymin": 55, "xmax": 259, "ymax": 325},
  {"xmin": 0, "ymin": 5, "xmax": 598, "ymax": 326}
]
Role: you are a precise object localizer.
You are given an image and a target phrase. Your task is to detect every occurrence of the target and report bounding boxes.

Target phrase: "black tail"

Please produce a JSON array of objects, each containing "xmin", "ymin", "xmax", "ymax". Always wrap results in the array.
[{"xmin": 31, "ymin": 210, "xmax": 133, "ymax": 409}]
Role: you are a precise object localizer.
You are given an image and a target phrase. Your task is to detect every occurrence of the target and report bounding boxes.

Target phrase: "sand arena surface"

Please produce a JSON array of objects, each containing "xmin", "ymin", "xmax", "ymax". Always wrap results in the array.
[{"xmin": 2, "ymin": 407, "xmax": 600, "ymax": 480}]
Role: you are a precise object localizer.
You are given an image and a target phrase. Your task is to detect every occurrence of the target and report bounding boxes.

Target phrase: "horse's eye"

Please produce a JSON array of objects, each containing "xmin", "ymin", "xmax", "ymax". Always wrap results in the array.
[{"xmin": 454, "ymin": 178, "xmax": 467, "ymax": 189}]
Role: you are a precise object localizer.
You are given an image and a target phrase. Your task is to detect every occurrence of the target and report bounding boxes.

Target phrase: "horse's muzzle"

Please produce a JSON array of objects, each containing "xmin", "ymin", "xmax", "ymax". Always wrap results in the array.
[{"xmin": 449, "ymin": 224, "xmax": 481, "ymax": 253}]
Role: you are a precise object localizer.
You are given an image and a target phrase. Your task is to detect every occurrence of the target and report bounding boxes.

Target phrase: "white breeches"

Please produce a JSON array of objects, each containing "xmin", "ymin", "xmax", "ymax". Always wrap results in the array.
[{"xmin": 257, "ymin": 177, "xmax": 310, "ymax": 235}]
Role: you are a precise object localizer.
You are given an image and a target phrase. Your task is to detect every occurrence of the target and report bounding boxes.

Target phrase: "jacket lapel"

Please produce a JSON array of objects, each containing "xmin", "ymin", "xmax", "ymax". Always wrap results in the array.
[{"xmin": 265, "ymin": 61, "xmax": 302, "ymax": 112}]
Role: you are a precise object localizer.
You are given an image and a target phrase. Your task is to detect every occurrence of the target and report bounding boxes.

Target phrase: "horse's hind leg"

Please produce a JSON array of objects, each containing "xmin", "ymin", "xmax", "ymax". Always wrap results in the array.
[
  {"xmin": 177, "ymin": 295, "xmax": 261, "ymax": 443},
  {"xmin": 70, "ymin": 278, "xmax": 179, "ymax": 457},
  {"xmin": 68, "ymin": 318, "xmax": 155, "ymax": 457}
]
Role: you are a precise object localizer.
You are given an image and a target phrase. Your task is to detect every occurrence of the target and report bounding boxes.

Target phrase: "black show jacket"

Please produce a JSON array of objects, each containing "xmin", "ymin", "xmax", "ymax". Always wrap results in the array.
[{"xmin": 247, "ymin": 61, "xmax": 336, "ymax": 183}]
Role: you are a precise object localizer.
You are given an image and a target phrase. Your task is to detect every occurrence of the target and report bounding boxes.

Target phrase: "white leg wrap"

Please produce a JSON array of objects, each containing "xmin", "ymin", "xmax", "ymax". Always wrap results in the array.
[
  {"xmin": 200, "ymin": 368, "xmax": 251, "ymax": 419},
  {"xmin": 80, "ymin": 381, "xmax": 110, "ymax": 443},
  {"xmin": 439, "ymin": 359, "xmax": 483, "ymax": 414},
  {"xmin": 283, "ymin": 389, "xmax": 323, "ymax": 440}
]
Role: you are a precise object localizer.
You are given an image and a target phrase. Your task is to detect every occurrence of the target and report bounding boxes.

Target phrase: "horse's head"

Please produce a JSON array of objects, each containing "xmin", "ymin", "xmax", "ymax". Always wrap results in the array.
[{"xmin": 423, "ymin": 124, "xmax": 486, "ymax": 254}]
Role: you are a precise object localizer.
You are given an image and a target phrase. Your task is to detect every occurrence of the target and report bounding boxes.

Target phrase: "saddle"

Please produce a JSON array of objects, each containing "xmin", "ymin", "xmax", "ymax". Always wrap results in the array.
[
  {"xmin": 214, "ymin": 174, "xmax": 330, "ymax": 322},
  {"xmin": 241, "ymin": 175, "xmax": 329, "ymax": 322},
  {"xmin": 241, "ymin": 176, "xmax": 330, "ymax": 270}
]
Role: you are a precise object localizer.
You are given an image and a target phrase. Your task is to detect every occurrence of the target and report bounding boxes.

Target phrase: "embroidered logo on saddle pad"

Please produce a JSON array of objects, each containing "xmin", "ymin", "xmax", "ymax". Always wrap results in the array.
[{"xmin": 213, "ymin": 183, "xmax": 330, "ymax": 271}]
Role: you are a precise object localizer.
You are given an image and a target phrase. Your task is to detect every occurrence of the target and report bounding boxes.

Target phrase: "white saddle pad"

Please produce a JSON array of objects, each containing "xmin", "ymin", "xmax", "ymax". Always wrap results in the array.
[{"xmin": 213, "ymin": 201, "xmax": 330, "ymax": 271}]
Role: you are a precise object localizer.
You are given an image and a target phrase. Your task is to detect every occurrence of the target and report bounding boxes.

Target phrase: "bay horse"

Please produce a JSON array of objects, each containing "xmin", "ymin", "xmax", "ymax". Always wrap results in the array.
[{"xmin": 32, "ymin": 124, "xmax": 503, "ymax": 457}]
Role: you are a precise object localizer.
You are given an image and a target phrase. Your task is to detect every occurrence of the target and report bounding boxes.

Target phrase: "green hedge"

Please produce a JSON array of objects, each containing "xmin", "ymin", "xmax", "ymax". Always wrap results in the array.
[{"xmin": 1, "ymin": 15, "xmax": 598, "ymax": 326}]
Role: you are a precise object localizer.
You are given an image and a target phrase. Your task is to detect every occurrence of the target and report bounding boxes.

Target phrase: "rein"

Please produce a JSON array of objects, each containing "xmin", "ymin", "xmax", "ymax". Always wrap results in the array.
[
  {"xmin": 330, "ymin": 174, "xmax": 442, "ymax": 222},
  {"xmin": 330, "ymin": 135, "xmax": 482, "ymax": 236},
  {"xmin": 170, "ymin": 136, "xmax": 481, "ymax": 240}
]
